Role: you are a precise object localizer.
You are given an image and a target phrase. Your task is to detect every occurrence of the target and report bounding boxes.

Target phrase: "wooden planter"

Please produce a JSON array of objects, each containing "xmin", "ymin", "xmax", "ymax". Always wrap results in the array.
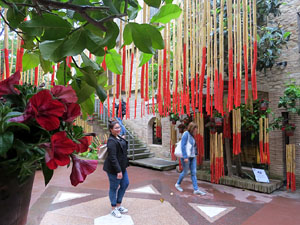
[
  {"xmin": 286, "ymin": 130, "xmax": 295, "ymax": 136},
  {"xmin": 0, "ymin": 171, "xmax": 35, "ymax": 225}
]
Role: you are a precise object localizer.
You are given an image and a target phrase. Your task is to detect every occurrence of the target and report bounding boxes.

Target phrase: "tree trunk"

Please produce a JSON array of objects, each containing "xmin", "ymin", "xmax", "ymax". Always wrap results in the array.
[{"xmin": 225, "ymin": 138, "xmax": 233, "ymax": 176}]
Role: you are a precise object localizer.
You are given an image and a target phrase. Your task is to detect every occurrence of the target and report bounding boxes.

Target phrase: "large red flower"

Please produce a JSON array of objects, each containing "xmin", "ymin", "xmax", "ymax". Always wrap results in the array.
[
  {"xmin": 62, "ymin": 103, "xmax": 81, "ymax": 123},
  {"xmin": 45, "ymin": 131, "xmax": 77, "ymax": 170},
  {"xmin": 0, "ymin": 71, "xmax": 20, "ymax": 96},
  {"xmin": 51, "ymin": 85, "xmax": 78, "ymax": 104},
  {"xmin": 70, "ymin": 155, "xmax": 97, "ymax": 186},
  {"xmin": 30, "ymin": 90, "xmax": 65, "ymax": 131},
  {"xmin": 76, "ymin": 136, "xmax": 90, "ymax": 153}
]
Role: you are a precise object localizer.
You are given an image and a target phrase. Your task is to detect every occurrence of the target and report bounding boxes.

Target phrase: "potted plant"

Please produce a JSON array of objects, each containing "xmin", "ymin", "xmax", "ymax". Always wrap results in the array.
[
  {"xmin": 214, "ymin": 112, "xmax": 223, "ymax": 126},
  {"xmin": 281, "ymin": 123, "xmax": 296, "ymax": 136},
  {"xmin": 259, "ymin": 99, "xmax": 269, "ymax": 111},
  {"xmin": 0, "ymin": 72, "xmax": 98, "ymax": 225}
]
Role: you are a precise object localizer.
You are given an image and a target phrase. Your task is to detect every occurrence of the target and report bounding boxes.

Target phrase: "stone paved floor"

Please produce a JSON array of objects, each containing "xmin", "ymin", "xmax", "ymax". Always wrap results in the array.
[{"xmin": 27, "ymin": 165, "xmax": 300, "ymax": 225}]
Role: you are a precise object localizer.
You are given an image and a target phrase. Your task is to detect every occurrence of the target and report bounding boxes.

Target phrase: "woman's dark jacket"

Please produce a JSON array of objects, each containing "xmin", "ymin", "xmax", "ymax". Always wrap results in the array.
[{"xmin": 103, "ymin": 134, "xmax": 129, "ymax": 174}]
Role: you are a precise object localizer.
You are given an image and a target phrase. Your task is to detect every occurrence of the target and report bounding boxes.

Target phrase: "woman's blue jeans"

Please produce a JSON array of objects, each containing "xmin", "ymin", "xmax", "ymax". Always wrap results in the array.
[
  {"xmin": 107, "ymin": 170, "xmax": 129, "ymax": 207},
  {"xmin": 176, "ymin": 157, "xmax": 198, "ymax": 191}
]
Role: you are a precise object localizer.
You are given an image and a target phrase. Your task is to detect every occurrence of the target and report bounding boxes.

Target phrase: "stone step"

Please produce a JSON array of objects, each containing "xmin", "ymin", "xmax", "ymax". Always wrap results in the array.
[
  {"xmin": 127, "ymin": 152, "xmax": 155, "ymax": 160},
  {"xmin": 129, "ymin": 157, "xmax": 178, "ymax": 171},
  {"xmin": 127, "ymin": 148, "xmax": 149, "ymax": 154}
]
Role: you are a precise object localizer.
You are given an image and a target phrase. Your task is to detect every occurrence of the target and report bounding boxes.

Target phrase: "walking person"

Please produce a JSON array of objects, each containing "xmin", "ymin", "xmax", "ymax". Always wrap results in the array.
[
  {"xmin": 175, "ymin": 122, "xmax": 206, "ymax": 195},
  {"xmin": 103, "ymin": 120, "xmax": 129, "ymax": 218}
]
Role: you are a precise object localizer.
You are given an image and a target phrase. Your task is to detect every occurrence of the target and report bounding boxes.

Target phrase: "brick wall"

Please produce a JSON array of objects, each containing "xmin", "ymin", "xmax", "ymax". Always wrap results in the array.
[{"xmin": 257, "ymin": 0, "xmax": 300, "ymax": 186}]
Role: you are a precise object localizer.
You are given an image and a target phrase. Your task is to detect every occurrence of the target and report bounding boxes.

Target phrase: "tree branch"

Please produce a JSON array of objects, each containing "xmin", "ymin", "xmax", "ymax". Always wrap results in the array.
[{"xmin": 0, "ymin": 11, "xmax": 24, "ymax": 40}]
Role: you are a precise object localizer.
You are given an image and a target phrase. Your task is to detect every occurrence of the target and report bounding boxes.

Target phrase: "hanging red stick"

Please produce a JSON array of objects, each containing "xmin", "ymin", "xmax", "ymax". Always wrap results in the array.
[
  {"xmin": 191, "ymin": 77, "xmax": 195, "ymax": 115},
  {"xmin": 195, "ymin": 73, "xmax": 199, "ymax": 108},
  {"xmin": 129, "ymin": 52, "xmax": 134, "ymax": 97},
  {"xmin": 228, "ymin": 48, "xmax": 234, "ymax": 111},
  {"xmin": 34, "ymin": 67, "xmax": 38, "ymax": 86},
  {"xmin": 183, "ymin": 43, "xmax": 187, "ymax": 95},
  {"xmin": 206, "ymin": 77, "xmax": 211, "ymax": 115},
  {"xmin": 199, "ymin": 47, "xmax": 206, "ymax": 114},
  {"xmin": 252, "ymin": 41, "xmax": 258, "ymax": 100},
  {"xmin": 214, "ymin": 69, "xmax": 219, "ymax": 112},
  {"xmin": 244, "ymin": 44, "xmax": 249, "ymax": 104},
  {"xmin": 112, "ymin": 97, "xmax": 115, "ymax": 118},
  {"xmin": 134, "ymin": 99, "xmax": 137, "ymax": 119},
  {"xmin": 51, "ymin": 65, "xmax": 56, "ymax": 86},
  {"xmin": 122, "ymin": 46, "xmax": 126, "ymax": 91},
  {"xmin": 4, "ymin": 48, "xmax": 10, "ymax": 79}
]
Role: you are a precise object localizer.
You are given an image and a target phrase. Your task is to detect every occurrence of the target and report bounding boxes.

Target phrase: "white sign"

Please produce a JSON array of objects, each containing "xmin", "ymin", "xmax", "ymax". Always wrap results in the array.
[{"xmin": 252, "ymin": 168, "xmax": 270, "ymax": 183}]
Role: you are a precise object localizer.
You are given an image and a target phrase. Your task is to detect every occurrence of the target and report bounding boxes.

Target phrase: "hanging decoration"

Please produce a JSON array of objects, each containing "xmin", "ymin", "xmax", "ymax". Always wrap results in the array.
[
  {"xmin": 170, "ymin": 122, "xmax": 177, "ymax": 161},
  {"xmin": 286, "ymin": 144, "xmax": 296, "ymax": 191},
  {"xmin": 259, "ymin": 117, "xmax": 270, "ymax": 164},
  {"xmin": 195, "ymin": 112, "xmax": 205, "ymax": 165},
  {"xmin": 232, "ymin": 108, "xmax": 241, "ymax": 155},
  {"xmin": 210, "ymin": 132, "xmax": 224, "ymax": 184},
  {"xmin": 156, "ymin": 116, "xmax": 162, "ymax": 139}
]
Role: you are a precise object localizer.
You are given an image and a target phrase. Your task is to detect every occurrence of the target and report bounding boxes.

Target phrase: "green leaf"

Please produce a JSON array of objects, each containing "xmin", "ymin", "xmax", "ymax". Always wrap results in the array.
[
  {"xmin": 80, "ymin": 93, "xmax": 95, "ymax": 117},
  {"xmin": 144, "ymin": 0, "xmax": 161, "ymax": 8},
  {"xmin": 41, "ymin": 14, "xmax": 72, "ymax": 40},
  {"xmin": 124, "ymin": 23, "xmax": 154, "ymax": 53},
  {"xmin": 5, "ymin": 122, "xmax": 30, "ymax": 132},
  {"xmin": 151, "ymin": 4, "xmax": 182, "ymax": 24},
  {"xmin": 56, "ymin": 62, "xmax": 72, "ymax": 85},
  {"xmin": 105, "ymin": 49, "xmax": 123, "ymax": 74},
  {"xmin": 102, "ymin": 21, "xmax": 119, "ymax": 50},
  {"xmin": 0, "ymin": 132, "xmax": 14, "ymax": 158},
  {"xmin": 103, "ymin": 0, "xmax": 120, "ymax": 14},
  {"xmin": 123, "ymin": 23, "xmax": 134, "ymax": 45},
  {"xmin": 72, "ymin": 80, "xmax": 95, "ymax": 104},
  {"xmin": 165, "ymin": 0, "xmax": 173, "ymax": 3},
  {"xmin": 7, "ymin": 7, "xmax": 26, "ymax": 28},
  {"xmin": 127, "ymin": 4, "xmax": 141, "ymax": 20},
  {"xmin": 141, "ymin": 24, "xmax": 164, "ymax": 50},
  {"xmin": 22, "ymin": 52, "xmax": 40, "ymax": 71},
  {"xmin": 81, "ymin": 53, "xmax": 100, "ymax": 71},
  {"xmin": 39, "ymin": 39, "xmax": 64, "ymax": 62},
  {"xmin": 62, "ymin": 28, "xmax": 86, "ymax": 56},
  {"xmin": 40, "ymin": 55, "xmax": 53, "ymax": 74},
  {"xmin": 42, "ymin": 161, "xmax": 54, "ymax": 186},
  {"xmin": 139, "ymin": 53, "xmax": 153, "ymax": 67},
  {"xmin": 85, "ymin": 31, "xmax": 106, "ymax": 56}
]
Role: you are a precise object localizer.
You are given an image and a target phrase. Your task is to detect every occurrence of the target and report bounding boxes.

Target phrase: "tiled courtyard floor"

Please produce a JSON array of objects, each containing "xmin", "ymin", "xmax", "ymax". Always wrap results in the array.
[{"xmin": 28, "ymin": 165, "xmax": 300, "ymax": 225}]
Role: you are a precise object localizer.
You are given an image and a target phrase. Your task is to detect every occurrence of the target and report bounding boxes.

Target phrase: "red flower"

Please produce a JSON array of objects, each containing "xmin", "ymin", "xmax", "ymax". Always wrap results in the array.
[
  {"xmin": 70, "ymin": 155, "xmax": 97, "ymax": 186},
  {"xmin": 63, "ymin": 103, "xmax": 81, "ymax": 123},
  {"xmin": 0, "ymin": 71, "xmax": 20, "ymax": 96},
  {"xmin": 76, "ymin": 136, "xmax": 90, "ymax": 153},
  {"xmin": 51, "ymin": 85, "xmax": 78, "ymax": 104},
  {"xmin": 45, "ymin": 131, "xmax": 76, "ymax": 170},
  {"xmin": 30, "ymin": 90, "xmax": 65, "ymax": 131}
]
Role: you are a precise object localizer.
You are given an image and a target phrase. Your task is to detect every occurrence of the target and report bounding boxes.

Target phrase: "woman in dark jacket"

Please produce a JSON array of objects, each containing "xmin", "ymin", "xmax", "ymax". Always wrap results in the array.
[{"xmin": 103, "ymin": 120, "xmax": 129, "ymax": 218}]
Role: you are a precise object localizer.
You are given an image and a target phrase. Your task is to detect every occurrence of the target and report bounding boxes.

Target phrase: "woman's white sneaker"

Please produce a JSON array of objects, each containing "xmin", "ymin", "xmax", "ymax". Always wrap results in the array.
[
  {"xmin": 175, "ymin": 183, "xmax": 183, "ymax": 192},
  {"xmin": 193, "ymin": 189, "xmax": 206, "ymax": 195},
  {"xmin": 111, "ymin": 208, "xmax": 122, "ymax": 218},
  {"xmin": 117, "ymin": 206, "xmax": 128, "ymax": 214}
]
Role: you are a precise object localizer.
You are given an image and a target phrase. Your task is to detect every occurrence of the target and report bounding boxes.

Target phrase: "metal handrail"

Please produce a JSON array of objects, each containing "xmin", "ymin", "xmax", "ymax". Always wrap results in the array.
[{"xmin": 94, "ymin": 99, "xmax": 136, "ymax": 160}]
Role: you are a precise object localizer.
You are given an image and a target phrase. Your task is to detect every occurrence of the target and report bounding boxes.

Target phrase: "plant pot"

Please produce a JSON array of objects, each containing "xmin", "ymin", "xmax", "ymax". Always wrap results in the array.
[
  {"xmin": 0, "ymin": 171, "xmax": 35, "ymax": 225},
  {"xmin": 260, "ymin": 102, "xmax": 268, "ymax": 111},
  {"xmin": 285, "ymin": 130, "xmax": 294, "ymax": 136},
  {"xmin": 215, "ymin": 117, "xmax": 223, "ymax": 126}
]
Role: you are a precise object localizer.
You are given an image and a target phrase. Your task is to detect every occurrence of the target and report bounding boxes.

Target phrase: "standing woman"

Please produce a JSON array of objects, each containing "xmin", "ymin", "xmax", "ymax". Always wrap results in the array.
[
  {"xmin": 103, "ymin": 120, "xmax": 129, "ymax": 218},
  {"xmin": 175, "ymin": 122, "xmax": 206, "ymax": 195}
]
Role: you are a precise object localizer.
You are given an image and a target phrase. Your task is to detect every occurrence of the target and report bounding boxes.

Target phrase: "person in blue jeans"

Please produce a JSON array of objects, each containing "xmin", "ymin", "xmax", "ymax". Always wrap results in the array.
[
  {"xmin": 103, "ymin": 120, "xmax": 129, "ymax": 218},
  {"xmin": 175, "ymin": 122, "xmax": 206, "ymax": 195}
]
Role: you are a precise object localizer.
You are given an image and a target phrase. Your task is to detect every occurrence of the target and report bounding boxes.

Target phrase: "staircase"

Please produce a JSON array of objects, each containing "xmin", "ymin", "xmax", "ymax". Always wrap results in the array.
[{"xmin": 94, "ymin": 99, "xmax": 178, "ymax": 171}]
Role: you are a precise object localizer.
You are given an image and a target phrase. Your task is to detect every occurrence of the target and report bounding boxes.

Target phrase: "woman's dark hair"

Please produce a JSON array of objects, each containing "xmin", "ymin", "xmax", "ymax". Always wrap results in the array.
[
  {"xmin": 108, "ymin": 119, "xmax": 120, "ymax": 131},
  {"xmin": 187, "ymin": 122, "xmax": 198, "ymax": 136}
]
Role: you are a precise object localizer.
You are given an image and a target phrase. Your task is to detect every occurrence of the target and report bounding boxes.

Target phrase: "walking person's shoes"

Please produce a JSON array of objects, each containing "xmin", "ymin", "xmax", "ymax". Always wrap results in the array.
[
  {"xmin": 175, "ymin": 183, "xmax": 183, "ymax": 192},
  {"xmin": 111, "ymin": 208, "xmax": 122, "ymax": 218},
  {"xmin": 193, "ymin": 189, "xmax": 206, "ymax": 195},
  {"xmin": 117, "ymin": 206, "xmax": 128, "ymax": 214}
]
